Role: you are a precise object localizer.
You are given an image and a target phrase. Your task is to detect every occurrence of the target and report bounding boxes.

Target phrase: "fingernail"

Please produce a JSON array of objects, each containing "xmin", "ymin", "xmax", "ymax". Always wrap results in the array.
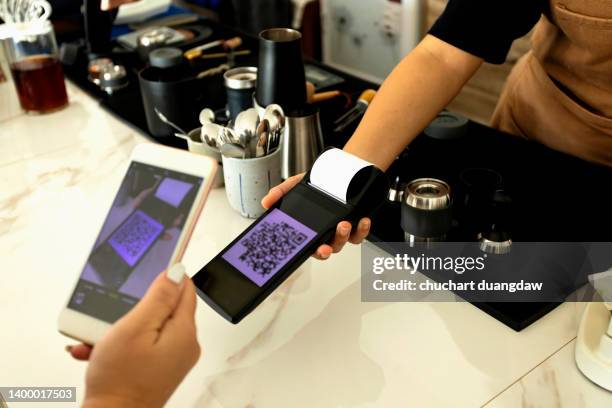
[
  {"xmin": 339, "ymin": 224, "xmax": 350, "ymax": 236},
  {"xmin": 362, "ymin": 220, "xmax": 371, "ymax": 230},
  {"xmin": 65, "ymin": 345, "xmax": 73, "ymax": 353},
  {"xmin": 167, "ymin": 263, "xmax": 186, "ymax": 285}
]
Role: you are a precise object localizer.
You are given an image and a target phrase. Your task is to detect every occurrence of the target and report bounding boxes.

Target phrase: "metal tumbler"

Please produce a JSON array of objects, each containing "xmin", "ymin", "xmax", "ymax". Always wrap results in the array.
[{"xmin": 256, "ymin": 28, "xmax": 307, "ymax": 111}]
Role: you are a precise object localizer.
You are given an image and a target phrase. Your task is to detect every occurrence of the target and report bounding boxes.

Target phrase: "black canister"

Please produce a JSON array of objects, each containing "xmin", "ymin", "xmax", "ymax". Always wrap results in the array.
[
  {"xmin": 457, "ymin": 168, "xmax": 503, "ymax": 239},
  {"xmin": 478, "ymin": 190, "xmax": 513, "ymax": 255},
  {"xmin": 401, "ymin": 178, "xmax": 453, "ymax": 246},
  {"xmin": 224, "ymin": 66, "xmax": 257, "ymax": 124},
  {"xmin": 139, "ymin": 47, "xmax": 217, "ymax": 138},
  {"xmin": 256, "ymin": 28, "xmax": 307, "ymax": 111}
]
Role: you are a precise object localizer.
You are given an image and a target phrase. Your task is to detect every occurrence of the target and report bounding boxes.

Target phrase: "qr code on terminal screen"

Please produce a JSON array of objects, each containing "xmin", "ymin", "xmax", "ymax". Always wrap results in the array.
[
  {"xmin": 238, "ymin": 221, "xmax": 308, "ymax": 277},
  {"xmin": 110, "ymin": 211, "xmax": 163, "ymax": 263}
]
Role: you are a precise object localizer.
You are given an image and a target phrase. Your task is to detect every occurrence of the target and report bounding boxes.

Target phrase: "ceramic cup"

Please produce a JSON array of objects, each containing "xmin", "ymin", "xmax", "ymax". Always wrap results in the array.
[
  {"xmin": 222, "ymin": 146, "xmax": 282, "ymax": 218},
  {"xmin": 186, "ymin": 128, "xmax": 224, "ymax": 188}
]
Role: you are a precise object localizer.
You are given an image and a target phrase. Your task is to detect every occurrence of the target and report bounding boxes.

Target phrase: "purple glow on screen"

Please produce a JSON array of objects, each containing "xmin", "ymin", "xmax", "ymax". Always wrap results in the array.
[
  {"xmin": 222, "ymin": 209, "xmax": 317, "ymax": 287},
  {"xmin": 108, "ymin": 210, "xmax": 164, "ymax": 267},
  {"xmin": 155, "ymin": 177, "xmax": 194, "ymax": 207}
]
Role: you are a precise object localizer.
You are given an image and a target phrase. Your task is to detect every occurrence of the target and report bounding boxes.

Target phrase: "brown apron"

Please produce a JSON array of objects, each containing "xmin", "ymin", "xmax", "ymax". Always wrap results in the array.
[{"xmin": 491, "ymin": 0, "xmax": 612, "ymax": 167}]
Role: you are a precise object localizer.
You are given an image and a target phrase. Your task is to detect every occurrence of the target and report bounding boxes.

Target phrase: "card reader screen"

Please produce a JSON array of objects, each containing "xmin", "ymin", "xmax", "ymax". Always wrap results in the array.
[{"xmin": 222, "ymin": 208, "xmax": 317, "ymax": 286}]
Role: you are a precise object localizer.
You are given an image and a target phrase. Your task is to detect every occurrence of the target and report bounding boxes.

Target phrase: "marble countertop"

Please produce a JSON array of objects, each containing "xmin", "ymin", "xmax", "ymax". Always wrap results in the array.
[{"xmin": 0, "ymin": 67, "xmax": 610, "ymax": 407}]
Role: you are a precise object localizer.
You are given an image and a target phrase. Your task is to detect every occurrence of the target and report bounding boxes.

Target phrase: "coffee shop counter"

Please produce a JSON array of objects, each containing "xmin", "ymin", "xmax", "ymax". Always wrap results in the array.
[{"xmin": 1, "ymin": 77, "xmax": 610, "ymax": 407}]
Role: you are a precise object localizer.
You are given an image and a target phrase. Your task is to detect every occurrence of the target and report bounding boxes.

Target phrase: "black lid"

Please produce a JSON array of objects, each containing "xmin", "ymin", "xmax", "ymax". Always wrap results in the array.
[{"xmin": 149, "ymin": 47, "xmax": 183, "ymax": 69}]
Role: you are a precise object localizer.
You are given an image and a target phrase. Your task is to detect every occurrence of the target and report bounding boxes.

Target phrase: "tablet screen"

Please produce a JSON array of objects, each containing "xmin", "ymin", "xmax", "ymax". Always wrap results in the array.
[{"xmin": 68, "ymin": 161, "xmax": 203, "ymax": 323}]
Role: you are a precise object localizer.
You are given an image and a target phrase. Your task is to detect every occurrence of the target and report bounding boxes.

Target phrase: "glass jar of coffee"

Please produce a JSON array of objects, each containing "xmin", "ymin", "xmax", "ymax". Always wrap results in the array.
[{"xmin": 1, "ymin": 20, "xmax": 68, "ymax": 113}]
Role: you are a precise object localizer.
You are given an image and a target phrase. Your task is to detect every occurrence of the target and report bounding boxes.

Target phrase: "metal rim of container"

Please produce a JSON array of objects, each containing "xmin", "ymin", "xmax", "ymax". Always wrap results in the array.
[
  {"xmin": 259, "ymin": 27, "xmax": 302, "ymax": 42},
  {"xmin": 478, "ymin": 234, "xmax": 513, "ymax": 255},
  {"xmin": 404, "ymin": 178, "xmax": 451, "ymax": 210},
  {"xmin": 224, "ymin": 66, "xmax": 257, "ymax": 90}
]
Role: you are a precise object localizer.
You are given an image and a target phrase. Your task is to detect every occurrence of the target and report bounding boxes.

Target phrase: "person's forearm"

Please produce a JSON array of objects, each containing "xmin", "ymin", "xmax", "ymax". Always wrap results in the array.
[{"xmin": 344, "ymin": 35, "xmax": 483, "ymax": 170}]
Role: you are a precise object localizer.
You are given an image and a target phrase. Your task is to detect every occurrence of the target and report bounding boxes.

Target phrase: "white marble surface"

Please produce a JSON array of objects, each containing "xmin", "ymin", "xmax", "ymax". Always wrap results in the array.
[
  {"xmin": 0, "ymin": 77, "xmax": 610, "ymax": 407},
  {"xmin": 485, "ymin": 339, "xmax": 612, "ymax": 407}
]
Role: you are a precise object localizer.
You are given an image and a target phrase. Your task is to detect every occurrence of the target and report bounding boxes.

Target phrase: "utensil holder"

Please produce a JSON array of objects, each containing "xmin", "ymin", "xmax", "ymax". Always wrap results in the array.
[{"xmin": 222, "ymin": 147, "xmax": 282, "ymax": 218}]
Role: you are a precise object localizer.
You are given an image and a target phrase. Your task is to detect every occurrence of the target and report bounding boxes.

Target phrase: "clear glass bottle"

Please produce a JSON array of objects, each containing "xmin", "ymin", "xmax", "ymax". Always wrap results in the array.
[{"xmin": 1, "ymin": 20, "xmax": 68, "ymax": 113}]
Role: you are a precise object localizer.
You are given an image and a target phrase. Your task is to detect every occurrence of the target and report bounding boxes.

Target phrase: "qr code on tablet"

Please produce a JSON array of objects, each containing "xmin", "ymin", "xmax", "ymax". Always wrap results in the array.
[
  {"xmin": 109, "ymin": 210, "xmax": 164, "ymax": 266},
  {"xmin": 238, "ymin": 221, "xmax": 308, "ymax": 277}
]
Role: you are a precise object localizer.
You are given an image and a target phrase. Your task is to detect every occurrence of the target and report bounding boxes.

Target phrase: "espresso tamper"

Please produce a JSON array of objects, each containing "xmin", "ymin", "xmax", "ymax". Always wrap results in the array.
[
  {"xmin": 401, "ymin": 178, "xmax": 452, "ymax": 246},
  {"xmin": 458, "ymin": 167, "xmax": 503, "ymax": 239},
  {"xmin": 478, "ymin": 232, "xmax": 512, "ymax": 255},
  {"xmin": 478, "ymin": 190, "xmax": 513, "ymax": 255}
]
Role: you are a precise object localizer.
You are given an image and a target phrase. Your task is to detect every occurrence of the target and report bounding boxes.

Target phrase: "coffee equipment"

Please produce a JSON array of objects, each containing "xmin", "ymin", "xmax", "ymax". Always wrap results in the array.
[
  {"xmin": 255, "ymin": 28, "xmax": 306, "ymax": 110},
  {"xmin": 224, "ymin": 66, "xmax": 257, "ymax": 123},
  {"xmin": 477, "ymin": 190, "xmax": 513, "ymax": 255},
  {"xmin": 401, "ymin": 178, "xmax": 453, "ymax": 246},
  {"xmin": 139, "ymin": 47, "xmax": 200, "ymax": 138},
  {"xmin": 255, "ymin": 27, "xmax": 323, "ymax": 178},
  {"xmin": 281, "ymin": 105, "xmax": 324, "ymax": 179},
  {"xmin": 457, "ymin": 167, "xmax": 503, "ymax": 240},
  {"xmin": 83, "ymin": 0, "xmax": 117, "ymax": 59}
]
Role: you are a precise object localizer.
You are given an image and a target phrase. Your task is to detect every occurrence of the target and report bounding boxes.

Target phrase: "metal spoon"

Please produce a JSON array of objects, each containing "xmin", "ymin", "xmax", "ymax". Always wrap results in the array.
[
  {"xmin": 234, "ymin": 108, "xmax": 260, "ymax": 146},
  {"xmin": 174, "ymin": 132, "xmax": 190, "ymax": 141},
  {"xmin": 255, "ymin": 119, "xmax": 269, "ymax": 157},
  {"xmin": 266, "ymin": 123, "xmax": 281, "ymax": 153},
  {"xmin": 201, "ymin": 122, "xmax": 225, "ymax": 148},
  {"xmin": 199, "ymin": 108, "xmax": 215, "ymax": 125},
  {"xmin": 223, "ymin": 126, "xmax": 241, "ymax": 145},
  {"xmin": 154, "ymin": 108, "xmax": 189, "ymax": 136},
  {"xmin": 262, "ymin": 104, "xmax": 285, "ymax": 154},
  {"xmin": 263, "ymin": 104, "xmax": 285, "ymax": 132}
]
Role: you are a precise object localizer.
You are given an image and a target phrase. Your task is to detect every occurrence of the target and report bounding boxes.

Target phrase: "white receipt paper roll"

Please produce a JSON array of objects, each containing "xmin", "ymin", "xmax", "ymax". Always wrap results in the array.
[{"xmin": 309, "ymin": 149, "xmax": 372, "ymax": 203}]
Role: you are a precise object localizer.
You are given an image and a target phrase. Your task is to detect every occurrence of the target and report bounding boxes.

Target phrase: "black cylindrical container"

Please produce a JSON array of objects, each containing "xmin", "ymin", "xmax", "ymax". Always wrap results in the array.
[
  {"xmin": 256, "ymin": 28, "xmax": 306, "ymax": 111},
  {"xmin": 477, "ymin": 190, "xmax": 513, "ymax": 255},
  {"xmin": 457, "ymin": 168, "xmax": 503, "ymax": 239},
  {"xmin": 401, "ymin": 178, "xmax": 453, "ymax": 246},
  {"xmin": 224, "ymin": 66, "xmax": 257, "ymax": 124},
  {"xmin": 83, "ymin": 0, "xmax": 117, "ymax": 58},
  {"xmin": 139, "ymin": 48, "xmax": 222, "ymax": 138}
]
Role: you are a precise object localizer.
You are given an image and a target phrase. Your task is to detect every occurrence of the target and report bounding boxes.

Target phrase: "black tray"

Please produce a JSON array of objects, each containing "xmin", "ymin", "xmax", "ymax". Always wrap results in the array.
[{"xmin": 368, "ymin": 121, "xmax": 612, "ymax": 330}]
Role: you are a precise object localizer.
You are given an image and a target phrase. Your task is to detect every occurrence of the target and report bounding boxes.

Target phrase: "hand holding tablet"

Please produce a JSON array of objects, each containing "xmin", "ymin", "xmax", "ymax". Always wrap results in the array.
[
  {"xmin": 66, "ymin": 265, "xmax": 200, "ymax": 408},
  {"xmin": 59, "ymin": 144, "xmax": 217, "ymax": 345}
]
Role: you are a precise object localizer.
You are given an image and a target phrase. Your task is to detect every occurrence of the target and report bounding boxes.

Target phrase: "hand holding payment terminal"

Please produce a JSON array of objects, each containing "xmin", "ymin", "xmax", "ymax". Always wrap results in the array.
[{"xmin": 193, "ymin": 149, "xmax": 388, "ymax": 323}]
